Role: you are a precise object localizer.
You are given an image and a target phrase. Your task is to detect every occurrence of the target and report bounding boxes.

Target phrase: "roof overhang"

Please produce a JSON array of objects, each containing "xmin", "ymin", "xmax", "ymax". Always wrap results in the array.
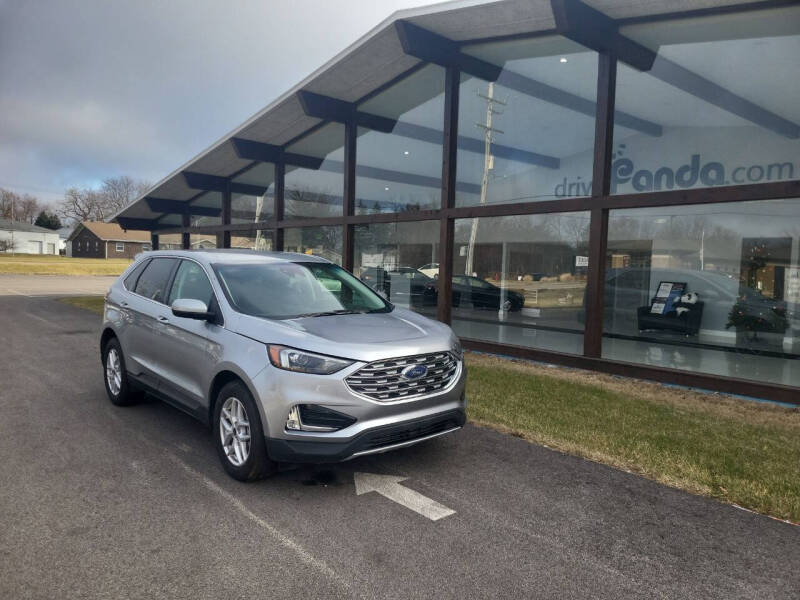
[{"xmin": 115, "ymin": 0, "xmax": 780, "ymax": 230}]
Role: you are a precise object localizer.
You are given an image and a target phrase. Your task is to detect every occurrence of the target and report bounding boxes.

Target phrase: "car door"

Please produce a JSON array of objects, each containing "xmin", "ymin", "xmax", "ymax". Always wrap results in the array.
[
  {"xmin": 126, "ymin": 257, "xmax": 179, "ymax": 388},
  {"xmin": 157, "ymin": 258, "xmax": 223, "ymax": 417}
]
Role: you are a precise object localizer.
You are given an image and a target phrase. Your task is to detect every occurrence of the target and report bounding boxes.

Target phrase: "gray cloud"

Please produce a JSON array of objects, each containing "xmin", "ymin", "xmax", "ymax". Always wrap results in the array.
[{"xmin": 0, "ymin": 0, "xmax": 440, "ymax": 204}]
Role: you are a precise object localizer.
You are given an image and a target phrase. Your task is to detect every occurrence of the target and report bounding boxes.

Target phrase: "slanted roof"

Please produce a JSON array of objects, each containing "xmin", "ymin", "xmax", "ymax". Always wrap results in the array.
[
  {"xmin": 115, "ymin": 0, "xmax": 784, "ymax": 229},
  {"xmin": 69, "ymin": 221, "xmax": 151, "ymax": 243},
  {"xmin": 0, "ymin": 218, "xmax": 59, "ymax": 234}
]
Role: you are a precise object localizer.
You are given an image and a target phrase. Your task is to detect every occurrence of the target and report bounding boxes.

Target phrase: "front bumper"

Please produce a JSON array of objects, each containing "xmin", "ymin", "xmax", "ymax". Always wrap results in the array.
[{"xmin": 265, "ymin": 408, "xmax": 465, "ymax": 463}]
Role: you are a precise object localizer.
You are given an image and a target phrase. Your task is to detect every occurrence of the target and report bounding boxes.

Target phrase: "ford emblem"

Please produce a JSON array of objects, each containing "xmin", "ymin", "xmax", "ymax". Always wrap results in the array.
[{"xmin": 401, "ymin": 364, "xmax": 428, "ymax": 380}]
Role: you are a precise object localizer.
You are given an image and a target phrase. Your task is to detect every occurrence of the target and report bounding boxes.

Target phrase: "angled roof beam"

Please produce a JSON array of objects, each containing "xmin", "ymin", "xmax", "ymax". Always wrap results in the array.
[
  {"xmin": 551, "ymin": 0, "xmax": 656, "ymax": 71},
  {"xmin": 230, "ymin": 138, "xmax": 325, "ymax": 170},
  {"xmin": 145, "ymin": 197, "xmax": 222, "ymax": 217},
  {"xmin": 649, "ymin": 57, "xmax": 800, "ymax": 139},
  {"xmin": 297, "ymin": 90, "xmax": 396, "ymax": 133},
  {"xmin": 394, "ymin": 20, "xmax": 662, "ymax": 137},
  {"xmin": 116, "ymin": 217, "xmax": 166, "ymax": 231},
  {"xmin": 183, "ymin": 171, "xmax": 268, "ymax": 196},
  {"xmin": 297, "ymin": 90, "xmax": 561, "ymax": 168},
  {"xmin": 553, "ymin": 0, "xmax": 799, "ymax": 138}
]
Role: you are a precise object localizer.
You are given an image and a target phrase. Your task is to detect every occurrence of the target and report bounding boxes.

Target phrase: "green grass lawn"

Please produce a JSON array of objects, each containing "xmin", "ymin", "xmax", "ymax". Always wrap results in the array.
[
  {"xmin": 466, "ymin": 353, "xmax": 800, "ymax": 523},
  {"xmin": 58, "ymin": 296, "xmax": 105, "ymax": 314},
  {"xmin": 56, "ymin": 292, "xmax": 800, "ymax": 522},
  {"xmin": 0, "ymin": 254, "xmax": 131, "ymax": 276}
]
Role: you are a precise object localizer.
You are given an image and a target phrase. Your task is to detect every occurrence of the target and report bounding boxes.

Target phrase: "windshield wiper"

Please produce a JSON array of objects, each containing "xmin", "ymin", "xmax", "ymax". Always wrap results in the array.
[{"xmin": 293, "ymin": 309, "xmax": 366, "ymax": 318}]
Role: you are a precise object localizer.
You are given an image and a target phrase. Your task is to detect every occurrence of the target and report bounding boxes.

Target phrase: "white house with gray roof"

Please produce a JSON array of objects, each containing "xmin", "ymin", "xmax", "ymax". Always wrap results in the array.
[{"xmin": 0, "ymin": 218, "xmax": 61, "ymax": 255}]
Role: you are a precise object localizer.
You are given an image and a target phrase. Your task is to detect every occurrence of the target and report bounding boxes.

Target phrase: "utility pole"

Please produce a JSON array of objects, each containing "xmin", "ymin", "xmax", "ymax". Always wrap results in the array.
[
  {"xmin": 10, "ymin": 192, "xmax": 15, "ymax": 256},
  {"xmin": 465, "ymin": 83, "xmax": 505, "ymax": 276}
]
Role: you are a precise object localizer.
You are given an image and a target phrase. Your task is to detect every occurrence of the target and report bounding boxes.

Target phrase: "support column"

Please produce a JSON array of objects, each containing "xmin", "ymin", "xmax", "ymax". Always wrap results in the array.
[
  {"xmin": 274, "ymin": 160, "xmax": 285, "ymax": 251},
  {"xmin": 342, "ymin": 120, "xmax": 357, "ymax": 271},
  {"xmin": 583, "ymin": 51, "xmax": 617, "ymax": 357},
  {"xmin": 437, "ymin": 65, "xmax": 459, "ymax": 324},
  {"xmin": 220, "ymin": 180, "xmax": 232, "ymax": 248},
  {"xmin": 150, "ymin": 232, "xmax": 159, "ymax": 251},
  {"xmin": 181, "ymin": 212, "xmax": 190, "ymax": 250}
]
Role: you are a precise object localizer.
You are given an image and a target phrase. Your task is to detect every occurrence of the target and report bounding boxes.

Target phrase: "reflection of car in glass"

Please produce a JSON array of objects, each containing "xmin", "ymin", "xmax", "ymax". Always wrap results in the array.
[
  {"xmin": 425, "ymin": 275, "xmax": 525, "ymax": 311},
  {"xmin": 419, "ymin": 263, "xmax": 439, "ymax": 279},
  {"xmin": 359, "ymin": 266, "xmax": 436, "ymax": 307},
  {"xmin": 603, "ymin": 268, "xmax": 789, "ymax": 337}
]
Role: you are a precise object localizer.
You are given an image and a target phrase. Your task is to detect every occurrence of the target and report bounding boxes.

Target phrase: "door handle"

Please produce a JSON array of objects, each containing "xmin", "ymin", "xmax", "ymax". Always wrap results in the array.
[
  {"xmin": 158, "ymin": 315, "xmax": 170, "ymax": 323},
  {"xmin": 120, "ymin": 301, "xmax": 128, "ymax": 307}
]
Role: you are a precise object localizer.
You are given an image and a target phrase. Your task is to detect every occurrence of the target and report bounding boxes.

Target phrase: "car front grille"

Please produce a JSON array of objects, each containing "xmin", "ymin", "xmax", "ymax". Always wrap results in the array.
[
  {"xmin": 361, "ymin": 415, "xmax": 462, "ymax": 451},
  {"xmin": 345, "ymin": 351, "xmax": 460, "ymax": 402}
]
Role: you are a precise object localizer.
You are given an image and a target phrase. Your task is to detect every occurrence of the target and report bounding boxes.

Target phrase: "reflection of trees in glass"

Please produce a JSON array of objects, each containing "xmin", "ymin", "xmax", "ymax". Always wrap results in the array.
[{"xmin": 285, "ymin": 187, "xmax": 341, "ymax": 218}]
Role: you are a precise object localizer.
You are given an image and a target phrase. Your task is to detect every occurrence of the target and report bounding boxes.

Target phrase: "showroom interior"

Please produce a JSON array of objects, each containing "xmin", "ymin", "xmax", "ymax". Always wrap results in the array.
[{"xmin": 114, "ymin": 0, "xmax": 800, "ymax": 404}]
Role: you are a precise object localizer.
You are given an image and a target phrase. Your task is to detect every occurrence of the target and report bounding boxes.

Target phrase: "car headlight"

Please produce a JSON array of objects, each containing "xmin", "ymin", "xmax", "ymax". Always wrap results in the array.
[
  {"xmin": 451, "ymin": 338, "xmax": 463, "ymax": 359},
  {"xmin": 267, "ymin": 345, "xmax": 353, "ymax": 374}
]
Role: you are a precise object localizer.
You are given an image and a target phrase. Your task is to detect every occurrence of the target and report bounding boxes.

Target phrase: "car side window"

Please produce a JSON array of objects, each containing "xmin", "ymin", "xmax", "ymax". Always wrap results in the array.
[
  {"xmin": 168, "ymin": 260, "xmax": 215, "ymax": 307},
  {"xmin": 134, "ymin": 258, "xmax": 177, "ymax": 304},
  {"xmin": 123, "ymin": 259, "xmax": 149, "ymax": 291}
]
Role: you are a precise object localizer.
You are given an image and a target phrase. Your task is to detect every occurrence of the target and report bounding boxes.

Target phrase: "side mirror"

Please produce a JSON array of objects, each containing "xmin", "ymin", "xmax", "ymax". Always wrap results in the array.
[{"xmin": 171, "ymin": 298, "xmax": 212, "ymax": 320}]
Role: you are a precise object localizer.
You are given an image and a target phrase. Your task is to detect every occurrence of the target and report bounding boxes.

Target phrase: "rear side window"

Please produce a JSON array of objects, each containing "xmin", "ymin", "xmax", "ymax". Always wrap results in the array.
[
  {"xmin": 123, "ymin": 259, "xmax": 149, "ymax": 291},
  {"xmin": 134, "ymin": 258, "xmax": 177, "ymax": 303},
  {"xmin": 168, "ymin": 260, "xmax": 215, "ymax": 307}
]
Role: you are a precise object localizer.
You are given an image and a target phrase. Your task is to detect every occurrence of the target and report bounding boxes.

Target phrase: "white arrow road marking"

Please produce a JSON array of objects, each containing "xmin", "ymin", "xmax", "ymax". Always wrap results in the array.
[{"xmin": 354, "ymin": 472, "xmax": 455, "ymax": 521}]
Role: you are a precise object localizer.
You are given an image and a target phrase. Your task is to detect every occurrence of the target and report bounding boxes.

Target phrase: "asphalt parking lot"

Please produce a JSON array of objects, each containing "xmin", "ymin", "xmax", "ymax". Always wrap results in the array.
[{"xmin": 1, "ymin": 293, "xmax": 798, "ymax": 599}]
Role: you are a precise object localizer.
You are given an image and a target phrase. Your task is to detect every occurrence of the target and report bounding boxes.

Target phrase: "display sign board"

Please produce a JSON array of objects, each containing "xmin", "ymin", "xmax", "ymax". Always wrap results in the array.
[{"xmin": 651, "ymin": 281, "xmax": 686, "ymax": 314}]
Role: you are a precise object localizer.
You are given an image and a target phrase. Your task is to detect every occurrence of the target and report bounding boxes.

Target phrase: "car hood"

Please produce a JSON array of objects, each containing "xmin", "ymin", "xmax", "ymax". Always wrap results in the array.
[{"xmin": 229, "ymin": 308, "xmax": 455, "ymax": 362}]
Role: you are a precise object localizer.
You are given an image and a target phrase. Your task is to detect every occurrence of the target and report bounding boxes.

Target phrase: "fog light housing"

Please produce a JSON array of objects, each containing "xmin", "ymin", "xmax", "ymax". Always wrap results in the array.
[
  {"xmin": 285, "ymin": 404, "xmax": 357, "ymax": 432},
  {"xmin": 286, "ymin": 405, "xmax": 302, "ymax": 431}
]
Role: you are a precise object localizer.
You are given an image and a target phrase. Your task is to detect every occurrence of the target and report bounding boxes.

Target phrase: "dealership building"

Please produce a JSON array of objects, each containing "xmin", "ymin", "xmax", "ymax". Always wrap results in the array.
[{"xmin": 115, "ymin": 0, "xmax": 800, "ymax": 404}]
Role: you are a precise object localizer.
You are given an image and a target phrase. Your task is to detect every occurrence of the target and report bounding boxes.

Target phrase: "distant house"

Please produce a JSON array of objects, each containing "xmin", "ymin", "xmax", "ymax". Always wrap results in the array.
[
  {"xmin": 67, "ymin": 221, "xmax": 151, "ymax": 259},
  {"xmin": 0, "ymin": 218, "xmax": 61, "ymax": 255}
]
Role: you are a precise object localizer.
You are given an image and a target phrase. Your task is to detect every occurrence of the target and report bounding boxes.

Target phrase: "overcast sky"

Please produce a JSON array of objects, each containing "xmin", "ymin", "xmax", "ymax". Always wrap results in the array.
[{"xmin": 0, "ymin": 0, "xmax": 445, "ymax": 205}]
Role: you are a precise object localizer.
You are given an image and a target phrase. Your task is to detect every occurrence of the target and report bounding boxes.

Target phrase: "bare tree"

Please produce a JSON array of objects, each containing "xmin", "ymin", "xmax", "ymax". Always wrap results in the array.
[
  {"xmin": 0, "ymin": 188, "xmax": 16, "ymax": 219},
  {"xmin": 101, "ymin": 176, "xmax": 150, "ymax": 217},
  {"xmin": 17, "ymin": 194, "xmax": 40, "ymax": 224},
  {"xmin": 57, "ymin": 176, "xmax": 150, "ymax": 224},
  {"xmin": 0, "ymin": 239, "xmax": 16, "ymax": 252}
]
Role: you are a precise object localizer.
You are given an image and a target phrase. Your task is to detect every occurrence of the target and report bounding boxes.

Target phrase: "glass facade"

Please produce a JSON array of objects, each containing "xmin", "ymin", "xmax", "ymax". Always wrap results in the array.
[
  {"xmin": 142, "ymin": 3, "xmax": 800, "ymax": 402},
  {"xmin": 284, "ymin": 226, "xmax": 342, "ymax": 265},
  {"xmin": 603, "ymin": 199, "xmax": 800, "ymax": 387},
  {"xmin": 231, "ymin": 163, "xmax": 275, "ymax": 223},
  {"xmin": 353, "ymin": 221, "xmax": 439, "ymax": 317},
  {"xmin": 355, "ymin": 65, "xmax": 445, "ymax": 214},
  {"xmin": 451, "ymin": 213, "xmax": 589, "ymax": 352},
  {"xmin": 284, "ymin": 124, "xmax": 345, "ymax": 218},
  {"xmin": 456, "ymin": 37, "xmax": 598, "ymax": 206},
  {"xmin": 612, "ymin": 7, "xmax": 800, "ymax": 194},
  {"xmin": 230, "ymin": 230, "xmax": 274, "ymax": 251}
]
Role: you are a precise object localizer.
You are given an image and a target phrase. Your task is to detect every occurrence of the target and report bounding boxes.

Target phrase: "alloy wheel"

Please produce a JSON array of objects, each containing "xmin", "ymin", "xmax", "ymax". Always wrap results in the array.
[{"xmin": 220, "ymin": 397, "xmax": 251, "ymax": 466}]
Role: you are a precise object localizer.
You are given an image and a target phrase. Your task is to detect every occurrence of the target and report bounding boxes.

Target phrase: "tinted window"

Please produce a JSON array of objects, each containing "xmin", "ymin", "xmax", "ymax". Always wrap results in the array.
[
  {"xmin": 168, "ymin": 260, "xmax": 214, "ymax": 307},
  {"xmin": 134, "ymin": 258, "xmax": 176, "ymax": 303},
  {"xmin": 123, "ymin": 259, "xmax": 149, "ymax": 291},
  {"xmin": 214, "ymin": 262, "xmax": 389, "ymax": 320}
]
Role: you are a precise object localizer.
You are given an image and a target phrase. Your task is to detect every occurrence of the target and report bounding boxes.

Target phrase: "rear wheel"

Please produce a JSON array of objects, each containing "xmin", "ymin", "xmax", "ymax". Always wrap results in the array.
[
  {"xmin": 102, "ymin": 338, "xmax": 141, "ymax": 406},
  {"xmin": 213, "ymin": 381, "xmax": 277, "ymax": 481}
]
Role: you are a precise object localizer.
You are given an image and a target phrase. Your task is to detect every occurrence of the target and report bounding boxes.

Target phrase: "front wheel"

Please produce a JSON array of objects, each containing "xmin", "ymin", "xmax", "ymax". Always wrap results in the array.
[
  {"xmin": 103, "ymin": 338, "xmax": 141, "ymax": 406},
  {"xmin": 213, "ymin": 381, "xmax": 277, "ymax": 481}
]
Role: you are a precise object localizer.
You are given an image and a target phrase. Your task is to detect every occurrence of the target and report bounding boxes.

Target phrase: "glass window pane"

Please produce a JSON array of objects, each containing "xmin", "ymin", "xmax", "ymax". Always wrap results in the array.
[
  {"xmin": 168, "ymin": 260, "xmax": 214, "ymax": 307},
  {"xmin": 157, "ymin": 233, "xmax": 182, "ymax": 249},
  {"xmin": 134, "ymin": 258, "xmax": 176, "ymax": 304},
  {"xmin": 284, "ymin": 123, "xmax": 344, "ymax": 218},
  {"xmin": 456, "ymin": 37, "xmax": 598, "ymax": 207},
  {"xmin": 232, "ymin": 163, "xmax": 275, "ymax": 223},
  {"xmin": 612, "ymin": 6, "xmax": 800, "ymax": 194},
  {"xmin": 603, "ymin": 199, "xmax": 800, "ymax": 387},
  {"xmin": 452, "ymin": 212, "xmax": 590, "ymax": 353},
  {"xmin": 231, "ymin": 230, "xmax": 273, "ymax": 251},
  {"xmin": 190, "ymin": 234, "xmax": 216, "ymax": 249},
  {"xmin": 356, "ymin": 65, "xmax": 445, "ymax": 214},
  {"xmin": 284, "ymin": 226, "xmax": 342, "ymax": 265},
  {"xmin": 353, "ymin": 221, "xmax": 439, "ymax": 317},
  {"xmin": 190, "ymin": 192, "xmax": 222, "ymax": 226}
]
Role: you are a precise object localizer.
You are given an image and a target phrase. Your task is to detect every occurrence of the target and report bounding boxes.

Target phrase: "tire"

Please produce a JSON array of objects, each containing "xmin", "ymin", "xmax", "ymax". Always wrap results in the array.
[
  {"xmin": 213, "ymin": 380, "xmax": 277, "ymax": 481},
  {"xmin": 102, "ymin": 337, "xmax": 141, "ymax": 406}
]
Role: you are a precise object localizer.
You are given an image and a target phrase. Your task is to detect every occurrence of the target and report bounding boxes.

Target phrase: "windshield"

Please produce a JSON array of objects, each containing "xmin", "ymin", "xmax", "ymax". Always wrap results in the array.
[{"xmin": 213, "ymin": 261, "xmax": 392, "ymax": 320}]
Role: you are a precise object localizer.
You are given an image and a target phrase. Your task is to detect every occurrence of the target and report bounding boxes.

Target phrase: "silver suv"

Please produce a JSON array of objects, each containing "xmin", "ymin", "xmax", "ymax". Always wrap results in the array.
[{"xmin": 100, "ymin": 250, "xmax": 466, "ymax": 481}]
